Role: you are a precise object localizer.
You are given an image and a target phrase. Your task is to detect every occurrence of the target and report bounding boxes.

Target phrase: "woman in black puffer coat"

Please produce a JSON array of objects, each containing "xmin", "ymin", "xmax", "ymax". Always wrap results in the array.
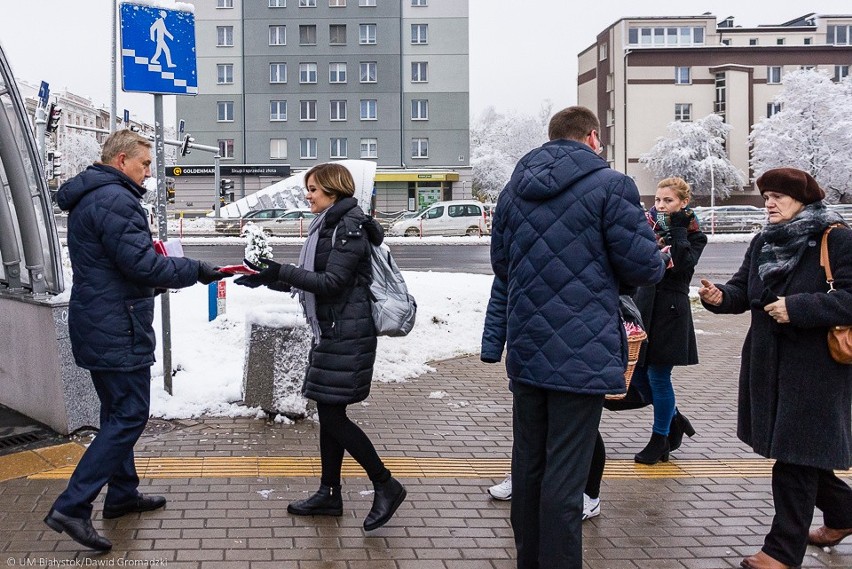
[{"xmin": 235, "ymin": 163, "xmax": 406, "ymax": 532}]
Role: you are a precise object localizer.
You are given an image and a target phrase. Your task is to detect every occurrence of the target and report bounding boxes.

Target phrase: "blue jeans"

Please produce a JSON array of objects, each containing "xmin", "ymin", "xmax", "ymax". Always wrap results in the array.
[{"xmin": 647, "ymin": 364, "xmax": 676, "ymax": 436}]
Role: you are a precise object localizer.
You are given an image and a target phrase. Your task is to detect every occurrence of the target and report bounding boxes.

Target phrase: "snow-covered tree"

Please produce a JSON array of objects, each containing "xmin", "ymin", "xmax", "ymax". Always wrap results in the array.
[
  {"xmin": 750, "ymin": 69, "xmax": 852, "ymax": 203},
  {"xmin": 640, "ymin": 113, "xmax": 746, "ymax": 199},
  {"xmin": 61, "ymin": 131, "xmax": 102, "ymax": 177},
  {"xmin": 470, "ymin": 106, "xmax": 548, "ymax": 201},
  {"xmin": 244, "ymin": 223, "xmax": 273, "ymax": 266}
]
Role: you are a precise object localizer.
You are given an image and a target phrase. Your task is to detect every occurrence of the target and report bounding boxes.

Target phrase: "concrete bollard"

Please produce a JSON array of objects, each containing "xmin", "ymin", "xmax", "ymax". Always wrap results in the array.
[{"xmin": 242, "ymin": 305, "xmax": 313, "ymax": 419}]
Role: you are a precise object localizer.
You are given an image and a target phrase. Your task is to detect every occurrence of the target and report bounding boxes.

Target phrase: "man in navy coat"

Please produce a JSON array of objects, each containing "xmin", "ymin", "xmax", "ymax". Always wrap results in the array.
[
  {"xmin": 488, "ymin": 106, "xmax": 665, "ymax": 568},
  {"xmin": 44, "ymin": 130, "xmax": 225, "ymax": 550}
]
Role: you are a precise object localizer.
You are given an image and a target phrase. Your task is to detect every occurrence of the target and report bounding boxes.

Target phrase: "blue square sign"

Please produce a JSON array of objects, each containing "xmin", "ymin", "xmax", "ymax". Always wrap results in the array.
[{"xmin": 120, "ymin": 3, "xmax": 197, "ymax": 95}]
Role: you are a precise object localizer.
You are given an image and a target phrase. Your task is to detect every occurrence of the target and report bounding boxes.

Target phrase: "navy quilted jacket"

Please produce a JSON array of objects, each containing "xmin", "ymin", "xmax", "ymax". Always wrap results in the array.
[
  {"xmin": 489, "ymin": 139, "xmax": 665, "ymax": 395},
  {"xmin": 56, "ymin": 165, "xmax": 200, "ymax": 372}
]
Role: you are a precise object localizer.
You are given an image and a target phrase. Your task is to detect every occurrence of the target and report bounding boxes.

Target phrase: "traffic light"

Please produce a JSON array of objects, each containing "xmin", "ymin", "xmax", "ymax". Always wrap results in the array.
[
  {"xmin": 46, "ymin": 103, "xmax": 62, "ymax": 133},
  {"xmin": 52, "ymin": 151, "xmax": 62, "ymax": 179},
  {"xmin": 166, "ymin": 177, "xmax": 176, "ymax": 204},
  {"xmin": 219, "ymin": 179, "xmax": 234, "ymax": 204},
  {"xmin": 180, "ymin": 134, "xmax": 193, "ymax": 156}
]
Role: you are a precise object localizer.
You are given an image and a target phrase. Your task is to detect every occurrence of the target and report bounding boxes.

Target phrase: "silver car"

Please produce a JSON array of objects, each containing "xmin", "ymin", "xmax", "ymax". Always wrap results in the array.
[{"xmin": 215, "ymin": 208, "xmax": 316, "ymax": 236}]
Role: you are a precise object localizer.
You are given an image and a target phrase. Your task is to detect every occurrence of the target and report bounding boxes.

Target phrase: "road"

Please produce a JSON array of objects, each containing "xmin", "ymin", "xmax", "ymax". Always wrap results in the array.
[{"xmin": 183, "ymin": 241, "xmax": 748, "ymax": 284}]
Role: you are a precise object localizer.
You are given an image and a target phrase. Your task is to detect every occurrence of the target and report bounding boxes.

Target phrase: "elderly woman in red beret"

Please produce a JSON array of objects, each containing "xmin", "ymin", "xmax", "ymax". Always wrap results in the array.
[{"xmin": 699, "ymin": 168, "xmax": 852, "ymax": 569}]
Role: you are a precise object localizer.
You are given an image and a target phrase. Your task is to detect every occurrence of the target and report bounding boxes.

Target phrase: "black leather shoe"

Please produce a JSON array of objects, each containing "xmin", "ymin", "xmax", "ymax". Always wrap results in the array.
[
  {"xmin": 668, "ymin": 410, "xmax": 696, "ymax": 452},
  {"xmin": 364, "ymin": 477, "xmax": 406, "ymax": 531},
  {"xmin": 44, "ymin": 509, "xmax": 112, "ymax": 551},
  {"xmin": 634, "ymin": 433, "xmax": 670, "ymax": 465},
  {"xmin": 103, "ymin": 494, "xmax": 166, "ymax": 519},
  {"xmin": 287, "ymin": 484, "xmax": 343, "ymax": 516}
]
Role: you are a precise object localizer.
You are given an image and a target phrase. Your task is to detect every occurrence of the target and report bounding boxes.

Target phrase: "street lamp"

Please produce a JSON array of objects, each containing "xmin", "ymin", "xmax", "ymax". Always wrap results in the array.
[{"xmin": 706, "ymin": 142, "xmax": 716, "ymax": 235}]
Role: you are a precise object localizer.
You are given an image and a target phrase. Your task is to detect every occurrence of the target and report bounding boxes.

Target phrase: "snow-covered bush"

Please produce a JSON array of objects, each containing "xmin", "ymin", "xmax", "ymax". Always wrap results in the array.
[{"xmin": 244, "ymin": 223, "xmax": 272, "ymax": 266}]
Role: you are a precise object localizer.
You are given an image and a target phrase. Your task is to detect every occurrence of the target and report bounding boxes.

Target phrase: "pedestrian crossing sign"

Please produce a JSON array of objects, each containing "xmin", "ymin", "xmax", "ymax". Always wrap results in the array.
[{"xmin": 119, "ymin": 3, "xmax": 197, "ymax": 95}]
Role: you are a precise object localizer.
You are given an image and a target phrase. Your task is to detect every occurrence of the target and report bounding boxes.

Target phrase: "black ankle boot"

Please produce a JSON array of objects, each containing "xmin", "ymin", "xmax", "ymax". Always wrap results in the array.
[
  {"xmin": 634, "ymin": 433, "xmax": 670, "ymax": 465},
  {"xmin": 363, "ymin": 477, "xmax": 407, "ymax": 531},
  {"xmin": 668, "ymin": 410, "xmax": 696, "ymax": 452},
  {"xmin": 287, "ymin": 484, "xmax": 343, "ymax": 516}
]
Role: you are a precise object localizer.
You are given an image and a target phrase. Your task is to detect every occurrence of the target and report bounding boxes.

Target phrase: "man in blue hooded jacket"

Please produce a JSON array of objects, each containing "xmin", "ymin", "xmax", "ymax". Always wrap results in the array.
[
  {"xmin": 487, "ymin": 106, "xmax": 665, "ymax": 568},
  {"xmin": 44, "ymin": 130, "xmax": 226, "ymax": 551}
]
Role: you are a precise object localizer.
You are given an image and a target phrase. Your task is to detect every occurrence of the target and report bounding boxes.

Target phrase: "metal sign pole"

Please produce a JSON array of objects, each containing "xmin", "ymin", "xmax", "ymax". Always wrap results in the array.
[
  {"xmin": 214, "ymin": 153, "xmax": 221, "ymax": 218},
  {"xmin": 154, "ymin": 94, "xmax": 173, "ymax": 394}
]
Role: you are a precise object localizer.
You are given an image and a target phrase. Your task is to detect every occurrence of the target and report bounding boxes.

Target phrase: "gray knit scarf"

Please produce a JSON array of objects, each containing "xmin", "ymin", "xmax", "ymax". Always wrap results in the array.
[
  {"xmin": 296, "ymin": 208, "xmax": 329, "ymax": 341},
  {"xmin": 757, "ymin": 202, "xmax": 846, "ymax": 289}
]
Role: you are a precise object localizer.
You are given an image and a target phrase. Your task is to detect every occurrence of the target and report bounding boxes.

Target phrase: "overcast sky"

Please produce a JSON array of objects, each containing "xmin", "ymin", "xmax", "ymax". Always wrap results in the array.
[{"xmin": 1, "ymin": 0, "xmax": 849, "ymax": 126}]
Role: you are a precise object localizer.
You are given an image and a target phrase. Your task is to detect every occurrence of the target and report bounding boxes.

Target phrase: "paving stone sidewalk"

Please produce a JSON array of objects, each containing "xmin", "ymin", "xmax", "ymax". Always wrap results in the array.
[{"xmin": 0, "ymin": 309, "xmax": 849, "ymax": 568}]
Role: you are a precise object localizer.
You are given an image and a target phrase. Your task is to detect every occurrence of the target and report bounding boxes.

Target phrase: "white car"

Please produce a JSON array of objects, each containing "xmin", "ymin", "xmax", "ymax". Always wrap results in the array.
[
  {"xmin": 387, "ymin": 200, "xmax": 490, "ymax": 237},
  {"xmin": 215, "ymin": 208, "xmax": 316, "ymax": 236}
]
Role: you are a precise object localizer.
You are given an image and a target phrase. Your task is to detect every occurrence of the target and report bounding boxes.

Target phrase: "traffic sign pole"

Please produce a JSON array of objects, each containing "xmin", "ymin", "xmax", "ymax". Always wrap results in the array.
[{"xmin": 154, "ymin": 94, "xmax": 174, "ymax": 395}]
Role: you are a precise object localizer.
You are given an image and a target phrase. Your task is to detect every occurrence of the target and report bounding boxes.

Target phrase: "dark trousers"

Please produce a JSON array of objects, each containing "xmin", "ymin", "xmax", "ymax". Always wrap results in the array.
[
  {"xmin": 52, "ymin": 368, "xmax": 151, "ymax": 519},
  {"xmin": 764, "ymin": 460, "xmax": 852, "ymax": 565},
  {"xmin": 510, "ymin": 381, "xmax": 604, "ymax": 569},
  {"xmin": 584, "ymin": 431, "xmax": 606, "ymax": 500},
  {"xmin": 316, "ymin": 402, "xmax": 389, "ymax": 487}
]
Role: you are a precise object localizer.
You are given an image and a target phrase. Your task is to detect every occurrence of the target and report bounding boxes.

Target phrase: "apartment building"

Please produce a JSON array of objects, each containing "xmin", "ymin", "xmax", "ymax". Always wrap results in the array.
[
  {"xmin": 176, "ymin": 0, "xmax": 470, "ymax": 214},
  {"xmin": 578, "ymin": 13, "xmax": 852, "ymax": 205}
]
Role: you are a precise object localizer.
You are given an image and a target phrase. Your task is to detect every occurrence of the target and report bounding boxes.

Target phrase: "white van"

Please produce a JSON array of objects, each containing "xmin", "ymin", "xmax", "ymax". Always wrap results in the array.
[{"xmin": 387, "ymin": 200, "xmax": 489, "ymax": 237}]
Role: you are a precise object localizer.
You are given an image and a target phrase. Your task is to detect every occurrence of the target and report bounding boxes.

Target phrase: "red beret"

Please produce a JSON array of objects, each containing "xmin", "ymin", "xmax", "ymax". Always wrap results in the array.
[{"xmin": 756, "ymin": 168, "xmax": 824, "ymax": 205}]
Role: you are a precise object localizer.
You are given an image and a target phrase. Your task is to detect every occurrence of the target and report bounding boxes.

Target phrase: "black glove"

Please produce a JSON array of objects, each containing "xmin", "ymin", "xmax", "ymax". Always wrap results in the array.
[
  {"xmin": 197, "ymin": 262, "xmax": 228, "ymax": 284},
  {"xmin": 234, "ymin": 257, "xmax": 282, "ymax": 288},
  {"xmin": 668, "ymin": 209, "xmax": 692, "ymax": 228}
]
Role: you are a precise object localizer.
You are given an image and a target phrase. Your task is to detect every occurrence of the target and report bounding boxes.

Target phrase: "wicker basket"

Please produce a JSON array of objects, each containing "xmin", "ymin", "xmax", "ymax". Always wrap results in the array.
[{"xmin": 605, "ymin": 330, "xmax": 647, "ymax": 401}]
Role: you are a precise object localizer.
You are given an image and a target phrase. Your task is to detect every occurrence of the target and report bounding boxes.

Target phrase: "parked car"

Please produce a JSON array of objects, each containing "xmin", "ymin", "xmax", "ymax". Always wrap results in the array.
[
  {"xmin": 692, "ymin": 205, "xmax": 766, "ymax": 233},
  {"xmin": 828, "ymin": 203, "xmax": 852, "ymax": 223},
  {"xmin": 215, "ymin": 208, "xmax": 316, "ymax": 236},
  {"xmin": 387, "ymin": 200, "xmax": 490, "ymax": 237}
]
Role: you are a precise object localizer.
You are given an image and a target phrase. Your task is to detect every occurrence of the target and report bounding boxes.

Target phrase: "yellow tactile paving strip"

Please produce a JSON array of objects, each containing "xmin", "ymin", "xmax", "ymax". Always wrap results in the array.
[
  {"xmin": 26, "ymin": 455, "xmax": 852, "ymax": 480},
  {"xmin": 0, "ymin": 443, "xmax": 85, "ymax": 482}
]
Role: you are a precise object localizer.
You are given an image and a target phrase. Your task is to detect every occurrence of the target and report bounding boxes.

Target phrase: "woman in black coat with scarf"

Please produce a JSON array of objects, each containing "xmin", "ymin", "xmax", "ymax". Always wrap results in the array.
[
  {"xmin": 236, "ymin": 163, "xmax": 406, "ymax": 532},
  {"xmin": 632, "ymin": 177, "xmax": 707, "ymax": 464},
  {"xmin": 699, "ymin": 168, "xmax": 852, "ymax": 569}
]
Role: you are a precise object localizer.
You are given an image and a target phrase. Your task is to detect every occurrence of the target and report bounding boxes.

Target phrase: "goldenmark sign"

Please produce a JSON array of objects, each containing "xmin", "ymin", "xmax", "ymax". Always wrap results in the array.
[{"xmin": 168, "ymin": 165, "xmax": 291, "ymax": 177}]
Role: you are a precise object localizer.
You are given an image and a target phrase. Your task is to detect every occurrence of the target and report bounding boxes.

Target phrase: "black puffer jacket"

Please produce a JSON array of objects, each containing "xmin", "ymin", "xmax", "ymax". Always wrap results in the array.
[{"xmin": 278, "ymin": 198, "xmax": 383, "ymax": 405}]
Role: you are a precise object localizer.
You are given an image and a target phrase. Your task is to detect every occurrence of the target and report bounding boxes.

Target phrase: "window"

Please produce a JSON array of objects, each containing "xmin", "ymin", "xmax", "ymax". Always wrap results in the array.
[
  {"xmin": 270, "ymin": 100, "xmax": 287, "ymax": 121},
  {"xmin": 360, "ymin": 23, "xmax": 377, "ymax": 44},
  {"xmin": 217, "ymin": 63, "xmax": 234, "ymax": 84},
  {"xmin": 269, "ymin": 62, "xmax": 287, "ymax": 83},
  {"xmin": 218, "ymin": 139, "xmax": 234, "ymax": 159},
  {"xmin": 330, "ymin": 138, "xmax": 347, "ymax": 158},
  {"xmin": 411, "ymin": 61, "xmax": 428, "ymax": 82},
  {"xmin": 270, "ymin": 139, "xmax": 287, "ymax": 159},
  {"xmin": 330, "ymin": 100, "xmax": 347, "ymax": 121},
  {"xmin": 217, "ymin": 0, "xmax": 233, "ymax": 8},
  {"xmin": 217, "ymin": 101, "xmax": 234, "ymax": 122},
  {"xmin": 360, "ymin": 61, "xmax": 377, "ymax": 83},
  {"xmin": 299, "ymin": 25, "xmax": 316, "ymax": 45},
  {"xmin": 300, "ymin": 63, "xmax": 317, "ymax": 84},
  {"xmin": 411, "ymin": 99, "xmax": 428, "ymax": 120},
  {"xmin": 329, "ymin": 0, "xmax": 346, "ymax": 5},
  {"xmin": 300, "ymin": 100, "xmax": 317, "ymax": 121},
  {"xmin": 411, "ymin": 138, "xmax": 428, "ymax": 158},
  {"xmin": 411, "ymin": 0, "xmax": 427, "ymax": 5},
  {"xmin": 329, "ymin": 63, "xmax": 347, "ymax": 83},
  {"xmin": 299, "ymin": 0, "xmax": 317, "ymax": 6},
  {"xmin": 721, "ymin": 39, "xmax": 731, "ymax": 46},
  {"xmin": 776, "ymin": 38, "xmax": 785, "ymax": 45},
  {"xmin": 269, "ymin": 0, "xmax": 286, "ymax": 6},
  {"xmin": 606, "ymin": 73, "xmax": 613, "ymax": 92},
  {"xmin": 767, "ymin": 66, "xmax": 782, "ymax": 84},
  {"xmin": 329, "ymin": 24, "xmax": 347, "ymax": 44},
  {"xmin": 714, "ymin": 72, "xmax": 726, "ymax": 117},
  {"xmin": 359, "ymin": 0, "xmax": 376, "ymax": 5},
  {"xmin": 674, "ymin": 103, "xmax": 692, "ymax": 122},
  {"xmin": 675, "ymin": 66, "xmax": 690, "ymax": 84},
  {"xmin": 767, "ymin": 102, "xmax": 782, "ymax": 117},
  {"xmin": 827, "ymin": 25, "xmax": 850, "ymax": 45},
  {"xmin": 835, "ymin": 65, "xmax": 850, "ymax": 82},
  {"xmin": 300, "ymin": 138, "xmax": 317, "ymax": 159},
  {"xmin": 628, "ymin": 26, "xmax": 704, "ymax": 46},
  {"xmin": 217, "ymin": 26, "xmax": 234, "ymax": 47},
  {"xmin": 598, "ymin": 43, "xmax": 608, "ymax": 61},
  {"xmin": 360, "ymin": 99, "xmax": 377, "ymax": 120},
  {"xmin": 269, "ymin": 25, "xmax": 286, "ymax": 46},
  {"xmin": 749, "ymin": 38, "xmax": 758, "ymax": 45},
  {"xmin": 448, "ymin": 204, "xmax": 481, "ymax": 218},
  {"xmin": 411, "ymin": 24, "xmax": 428, "ymax": 44},
  {"xmin": 360, "ymin": 138, "xmax": 378, "ymax": 158},
  {"xmin": 804, "ymin": 37, "xmax": 812, "ymax": 45}
]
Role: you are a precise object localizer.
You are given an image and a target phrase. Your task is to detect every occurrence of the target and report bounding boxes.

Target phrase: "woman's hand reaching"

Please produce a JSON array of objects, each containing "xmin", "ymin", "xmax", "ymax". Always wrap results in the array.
[{"xmin": 698, "ymin": 278, "xmax": 723, "ymax": 306}]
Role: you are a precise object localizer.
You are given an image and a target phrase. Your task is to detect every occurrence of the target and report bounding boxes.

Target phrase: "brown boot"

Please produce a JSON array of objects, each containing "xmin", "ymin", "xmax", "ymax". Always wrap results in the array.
[
  {"xmin": 739, "ymin": 550, "xmax": 792, "ymax": 569},
  {"xmin": 808, "ymin": 525, "xmax": 852, "ymax": 547}
]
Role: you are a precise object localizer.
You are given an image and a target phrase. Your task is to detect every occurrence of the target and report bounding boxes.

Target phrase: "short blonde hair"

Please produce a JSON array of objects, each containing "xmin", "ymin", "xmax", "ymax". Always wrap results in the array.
[
  {"xmin": 304, "ymin": 163, "xmax": 355, "ymax": 200},
  {"xmin": 101, "ymin": 129, "xmax": 151, "ymax": 164},
  {"xmin": 657, "ymin": 177, "xmax": 691, "ymax": 202}
]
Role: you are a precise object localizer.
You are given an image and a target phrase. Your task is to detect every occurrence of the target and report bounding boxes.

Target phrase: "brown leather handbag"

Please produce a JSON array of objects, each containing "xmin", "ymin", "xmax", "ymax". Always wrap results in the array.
[{"xmin": 820, "ymin": 224, "xmax": 852, "ymax": 364}]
